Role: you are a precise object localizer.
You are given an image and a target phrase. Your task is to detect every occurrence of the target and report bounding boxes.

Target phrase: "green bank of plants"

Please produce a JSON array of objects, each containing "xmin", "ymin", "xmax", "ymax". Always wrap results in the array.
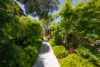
[
  {"xmin": 50, "ymin": 0, "xmax": 100, "ymax": 48},
  {"xmin": 0, "ymin": 0, "xmax": 43, "ymax": 67},
  {"xmin": 0, "ymin": 43, "xmax": 30, "ymax": 67},
  {"xmin": 76, "ymin": 45, "xmax": 100, "ymax": 66},
  {"xmin": 50, "ymin": 0, "xmax": 100, "ymax": 67},
  {"xmin": 60, "ymin": 53, "xmax": 96, "ymax": 67},
  {"xmin": 0, "ymin": 16, "xmax": 43, "ymax": 67}
]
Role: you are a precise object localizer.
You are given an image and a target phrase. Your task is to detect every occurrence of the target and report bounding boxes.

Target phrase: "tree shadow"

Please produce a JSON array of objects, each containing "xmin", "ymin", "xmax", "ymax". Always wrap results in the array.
[
  {"xmin": 32, "ymin": 38, "xmax": 50, "ymax": 67},
  {"xmin": 39, "ymin": 38, "xmax": 50, "ymax": 54},
  {"xmin": 32, "ymin": 57, "xmax": 45, "ymax": 67}
]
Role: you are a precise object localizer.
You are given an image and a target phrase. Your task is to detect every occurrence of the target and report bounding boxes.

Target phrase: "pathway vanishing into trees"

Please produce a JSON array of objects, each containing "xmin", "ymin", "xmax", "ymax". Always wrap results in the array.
[{"xmin": 33, "ymin": 38, "xmax": 60, "ymax": 67}]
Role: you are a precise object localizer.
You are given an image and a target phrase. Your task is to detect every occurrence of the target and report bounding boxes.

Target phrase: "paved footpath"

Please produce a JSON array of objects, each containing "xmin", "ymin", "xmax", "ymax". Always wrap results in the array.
[{"xmin": 32, "ymin": 38, "xmax": 60, "ymax": 67}]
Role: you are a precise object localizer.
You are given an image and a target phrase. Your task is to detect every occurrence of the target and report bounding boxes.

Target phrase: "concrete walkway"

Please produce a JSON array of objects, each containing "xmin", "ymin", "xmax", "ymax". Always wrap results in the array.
[{"xmin": 32, "ymin": 38, "xmax": 60, "ymax": 67}]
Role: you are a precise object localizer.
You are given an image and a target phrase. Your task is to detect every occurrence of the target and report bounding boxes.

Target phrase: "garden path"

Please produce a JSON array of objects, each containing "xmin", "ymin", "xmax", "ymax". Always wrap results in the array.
[{"xmin": 32, "ymin": 38, "xmax": 60, "ymax": 67}]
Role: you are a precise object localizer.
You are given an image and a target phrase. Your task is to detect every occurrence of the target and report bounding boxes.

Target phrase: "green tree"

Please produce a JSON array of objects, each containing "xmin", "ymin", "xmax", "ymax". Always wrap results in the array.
[
  {"xmin": 59, "ymin": 0, "xmax": 100, "ymax": 46},
  {"xmin": 42, "ymin": 14, "xmax": 53, "ymax": 36},
  {"xmin": 17, "ymin": 0, "xmax": 59, "ymax": 19}
]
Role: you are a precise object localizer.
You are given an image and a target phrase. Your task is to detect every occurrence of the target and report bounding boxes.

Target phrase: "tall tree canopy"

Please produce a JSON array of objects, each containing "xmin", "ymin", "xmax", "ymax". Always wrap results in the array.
[{"xmin": 17, "ymin": 0, "xmax": 59, "ymax": 19}]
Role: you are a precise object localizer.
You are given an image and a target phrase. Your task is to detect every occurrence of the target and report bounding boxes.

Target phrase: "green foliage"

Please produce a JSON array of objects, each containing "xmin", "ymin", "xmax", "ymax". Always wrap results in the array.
[
  {"xmin": 76, "ymin": 45, "xmax": 100, "ymax": 66},
  {"xmin": 0, "ymin": 0, "xmax": 22, "ymax": 28},
  {"xmin": 17, "ymin": 0, "xmax": 59, "ymax": 19},
  {"xmin": 49, "ymin": 38, "xmax": 55, "ymax": 46},
  {"xmin": 0, "ymin": 2, "xmax": 43, "ymax": 66},
  {"xmin": 0, "ymin": 0, "xmax": 12, "ymax": 27},
  {"xmin": 0, "ymin": 16, "xmax": 42, "ymax": 67},
  {"xmin": 31, "ymin": 38, "xmax": 43, "ymax": 51},
  {"xmin": 45, "ymin": 36, "xmax": 50, "ymax": 40},
  {"xmin": 2, "ymin": 16, "xmax": 42, "ymax": 46},
  {"xmin": 50, "ymin": 23, "xmax": 66, "ymax": 45},
  {"xmin": 60, "ymin": 53, "xmax": 96, "ymax": 67},
  {"xmin": 0, "ymin": 43, "xmax": 30, "ymax": 67},
  {"xmin": 0, "ymin": 16, "xmax": 43, "ymax": 66},
  {"xmin": 58, "ymin": 0, "xmax": 100, "ymax": 45},
  {"xmin": 42, "ymin": 14, "xmax": 53, "ymax": 35},
  {"xmin": 25, "ymin": 46, "xmax": 38, "ymax": 65},
  {"xmin": 53, "ymin": 46, "xmax": 67, "ymax": 58}
]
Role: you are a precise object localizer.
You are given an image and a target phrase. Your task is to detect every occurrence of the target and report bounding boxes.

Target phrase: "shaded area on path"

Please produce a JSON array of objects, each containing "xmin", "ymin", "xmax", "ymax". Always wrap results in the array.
[{"xmin": 32, "ymin": 38, "xmax": 60, "ymax": 67}]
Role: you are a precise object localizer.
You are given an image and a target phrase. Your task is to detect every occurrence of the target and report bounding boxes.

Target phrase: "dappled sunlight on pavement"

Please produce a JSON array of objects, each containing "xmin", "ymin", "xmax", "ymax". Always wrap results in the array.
[{"xmin": 33, "ymin": 38, "xmax": 60, "ymax": 67}]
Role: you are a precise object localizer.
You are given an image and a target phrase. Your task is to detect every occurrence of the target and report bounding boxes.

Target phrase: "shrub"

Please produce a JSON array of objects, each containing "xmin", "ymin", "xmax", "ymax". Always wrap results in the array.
[
  {"xmin": 31, "ymin": 42, "xmax": 41, "ymax": 51},
  {"xmin": 25, "ymin": 46, "xmax": 38, "ymax": 65},
  {"xmin": 0, "ymin": 43, "xmax": 30, "ymax": 67},
  {"xmin": 53, "ymin": 46, "xmax": 67, "ymax": 58},
  {"xmin": 49, "ymin": 39, "xmax": 55, "ymax": 46},
  {"xmin": 0, "ymin": 16, "xmax": 43, "ymax": 67},
  {"xmin": 76, "ymin": 45, "xmax": 100, "ymax": 66},
  {"xmin": 45, "ymin": 36, "xmax": 51, "ymax": 40},
  {"xmin": 60, "ymin": 53, "xmax": 96, "ymax": 67},
  {"xmin": 36, "ymin": 38, "xmax": 43, "ymax": 45},
  {"xmin": 33, "ymin": 44, "xmax": 41, "ymax": 51},
  {"xmin": 30, "ymin": 38, "xmax": 42, "ymax": 51},
  {"xmin": 2, "ymin": 16, "xmax": 42, "ymax": 47}
]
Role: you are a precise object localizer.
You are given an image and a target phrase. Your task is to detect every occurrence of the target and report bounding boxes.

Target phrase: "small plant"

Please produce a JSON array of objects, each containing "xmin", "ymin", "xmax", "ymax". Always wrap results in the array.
[
  {"xmin": 53, "ymin": 46, "xmax": 67, "ymax": 58},
  {"xmin": 49, "ymin": 39, "xmax": 55, "ymax": 46},
  {"xmin": 60, "ymin": 53, "xmax": 96, "ymax": 67}
]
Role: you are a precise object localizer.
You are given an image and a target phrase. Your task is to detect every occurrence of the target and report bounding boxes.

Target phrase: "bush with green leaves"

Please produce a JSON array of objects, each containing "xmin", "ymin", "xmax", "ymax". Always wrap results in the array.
[
  {"xmin": 2, "ymin": 16, "xmax": 42, "ymax": 46},
  {"xmin": 49, "ymin": 38, "xmax": 55, "ymax": 46},
  {"xmin": 0, "ymin": 43, "xmax": 30, "ymax": 67},
  {"xmin": 0, "ymin": 16, "xmax": 42, "ymax": 66},
  {"xmin": 31, "ymin": 39, "xmax": 42, "ymax": 51},
  {"xmin": 76, "ymin": 45, "xmax": 100, "ymax": 66},
  {"xmin": 53, "ymin": 46, "xmax": 67, "ymax": 58},
  {"xmin": 60, "ymin": 53, "xmax": 96, "ymax": 67},
  {"xmin": 0, "ymin": 16, "xmax": 42, "ymax": 67},
  {"xmin": 25, "ymin": 46, "xmax": 38, "ymax": 65},
  {"xmin": 50, "ymin": 23, "xmax": 65, "ymax": 45}
]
